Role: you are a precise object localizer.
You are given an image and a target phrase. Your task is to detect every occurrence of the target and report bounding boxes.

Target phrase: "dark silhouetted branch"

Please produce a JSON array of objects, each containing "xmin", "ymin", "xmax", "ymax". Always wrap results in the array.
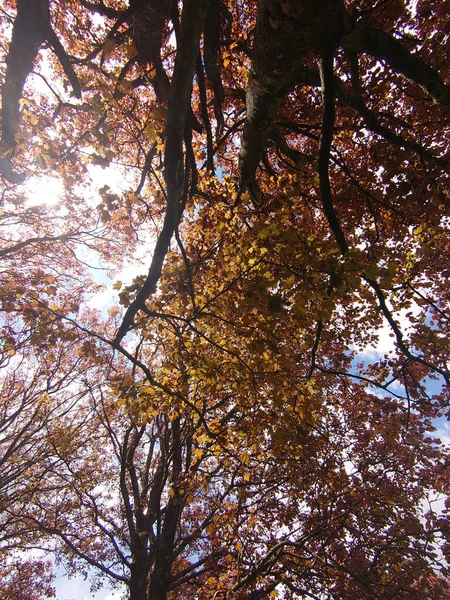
[
  {"xmin": 355, "ymin": 24, "xmax": 450, "ymax": 105},
  {"xmin": 318, "ymin": 53, "xmax": 349, "ymax": 255},
  {"xmin": 115, "ymin": 0, "xmax": 207, "ymax": 344}
]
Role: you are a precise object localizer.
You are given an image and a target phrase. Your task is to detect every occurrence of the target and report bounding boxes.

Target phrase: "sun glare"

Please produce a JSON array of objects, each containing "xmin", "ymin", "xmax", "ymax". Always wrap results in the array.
[{"xmin": 24, "ymin": 175, "xmax": 64, "ymax": 207}]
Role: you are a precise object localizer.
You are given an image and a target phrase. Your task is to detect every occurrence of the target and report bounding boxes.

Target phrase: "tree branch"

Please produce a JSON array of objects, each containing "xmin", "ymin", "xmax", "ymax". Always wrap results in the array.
[
  {"xmin": 354, "ymin": 24, "xmax": 450, "ymax": 105},
  {"xmin": 365, "ymin": 277, "xmax": 450, "ymax": 385},
  {"xmin": 238, "ymin": 0, "xmax": 347, "ymax": 189},
  {"xmin": 129, "ymin": 0, "xmax": 170, "ymax": 104},
  {"xmin": 0, "ymin": 0, "xmax": 81, "ymax": 183},
  {"xmin": 115, "ymin": 0, "xmax": 207, "ymax": 344},
  {"xmin": 318, "ymin": 53, "xmax": 349, "ymax": 254},
  {"xmin": 45, "ymin": 26, "xmax": 81, "ymax": 99},
  {"xmin": 0, "ymin": 232, "xmax": 80, "ymax": 258}
]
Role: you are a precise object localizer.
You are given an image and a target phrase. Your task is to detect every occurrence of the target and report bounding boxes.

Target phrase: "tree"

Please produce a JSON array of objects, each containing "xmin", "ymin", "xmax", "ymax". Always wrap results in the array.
[
  {"xmin": 0, "ymin": 0, "xmax": 450, "ymax": 598},
  {"xmin": 0, "ymin": 334, "xmax": 96, "ymax": 599}
]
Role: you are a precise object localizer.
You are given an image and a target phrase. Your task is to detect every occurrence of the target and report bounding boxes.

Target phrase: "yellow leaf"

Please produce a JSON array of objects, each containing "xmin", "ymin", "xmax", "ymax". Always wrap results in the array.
[
  {"xmin": 240, "ymin": 452, "xmax": 250, "ymax": 466},
  {"xmin": 36, "ymin": 154, "xmax": 47, "ymax": 169},
  {"xmin": 144, "ymin": 123, "xmax": 157, "ymax": 142},
  {"xmin": 152, "ymin": 107, "xmax": 168, "ymax": 120}
]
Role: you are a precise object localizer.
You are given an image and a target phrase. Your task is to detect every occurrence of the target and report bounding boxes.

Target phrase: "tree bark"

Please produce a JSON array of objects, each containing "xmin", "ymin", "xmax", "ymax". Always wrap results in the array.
[
  {"xmin": 239, "ymin": 0, "xmax": 347, "ymax": 188},
  {"xmin": 353, "ymin": 24, "xmax": 450, "ymax": 105},
  {"xmin": 129, "ymin": 553, "xmax": 151, "ymax": 600},
  {"xmin": 1, "ymin": 0, "xmax": 80, "ymax": 183},
  {"xmin": 147, "ymin": 417, "xmax": 184, "ymax": 600}
]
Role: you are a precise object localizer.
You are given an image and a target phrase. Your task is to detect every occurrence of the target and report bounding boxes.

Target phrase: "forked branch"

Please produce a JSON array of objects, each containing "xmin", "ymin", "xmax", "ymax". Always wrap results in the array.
[{"xmin": 115, "ymin": 0, "xmax": 207, "ymax": 344}]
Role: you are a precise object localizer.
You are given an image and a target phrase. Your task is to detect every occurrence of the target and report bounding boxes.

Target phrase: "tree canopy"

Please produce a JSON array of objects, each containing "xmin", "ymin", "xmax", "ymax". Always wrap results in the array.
[{"xmin": 1, "ymin": 0, "xmax": 450, "ymax": 598}]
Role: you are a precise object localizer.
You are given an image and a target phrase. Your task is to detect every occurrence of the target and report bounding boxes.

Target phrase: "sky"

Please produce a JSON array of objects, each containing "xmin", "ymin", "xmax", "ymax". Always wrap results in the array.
[{"xmin": 53, "ymin": 573, "xmax": 123, "ymax": 600}]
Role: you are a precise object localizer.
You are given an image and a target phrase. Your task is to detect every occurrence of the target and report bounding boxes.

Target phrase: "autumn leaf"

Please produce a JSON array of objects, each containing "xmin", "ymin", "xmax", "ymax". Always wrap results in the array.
[{"xmin": 0, "ymin": 1, "xmax": 449, "ymax": 599}]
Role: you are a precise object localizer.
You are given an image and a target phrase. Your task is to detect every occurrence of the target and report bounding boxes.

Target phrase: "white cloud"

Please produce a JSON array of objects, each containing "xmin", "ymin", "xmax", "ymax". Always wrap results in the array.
[
  {"xmin": 53, "ymin": 573, "xmax": 91, "ymax": 600},
  {"xmin": 86, "ymin": 257, "xmax": 147, "ymax": 312},
  {"xmin": 436, "ymin": 419, "xmax": 450, "ymax": 446},
  {"xmin": 356, "ymin": 301, "xmax": 422, "ymax": 360},
  {"xmin": 53, "ymin": 571, "xmax": 125, "ymax": 600}
]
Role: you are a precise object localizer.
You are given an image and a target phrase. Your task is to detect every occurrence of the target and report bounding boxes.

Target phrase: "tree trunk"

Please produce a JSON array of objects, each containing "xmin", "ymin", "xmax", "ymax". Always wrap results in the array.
[
  {"xmin": 129, "ymin": 550, "xmax": 151, "ymax": 600},
  {"xmin": 239, "ymin": 0, "xmax": 347, "ymax": 188}
]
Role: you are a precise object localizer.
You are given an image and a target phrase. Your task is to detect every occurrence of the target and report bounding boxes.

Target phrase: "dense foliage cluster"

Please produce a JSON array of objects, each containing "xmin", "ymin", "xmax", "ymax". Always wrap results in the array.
[{"xmin": 0, "ymin": 0, "xmax": 450, "ymax": 598}]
